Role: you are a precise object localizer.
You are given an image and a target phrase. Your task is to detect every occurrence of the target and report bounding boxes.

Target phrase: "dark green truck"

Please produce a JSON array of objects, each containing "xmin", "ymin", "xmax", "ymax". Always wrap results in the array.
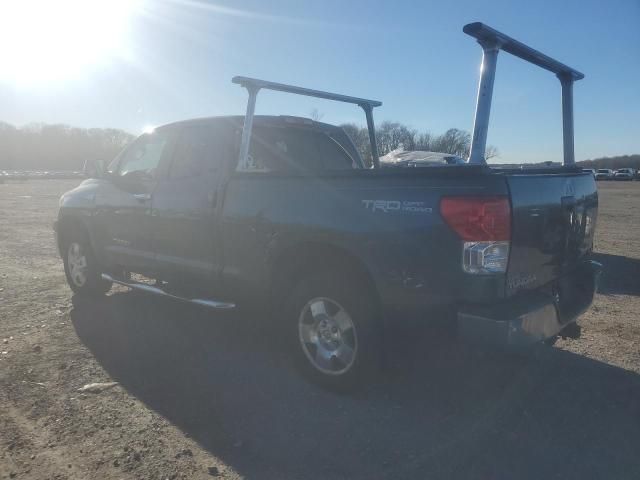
[{"xmin": 54, "ymin": 24, "xmax": 601, "ymax": 390}]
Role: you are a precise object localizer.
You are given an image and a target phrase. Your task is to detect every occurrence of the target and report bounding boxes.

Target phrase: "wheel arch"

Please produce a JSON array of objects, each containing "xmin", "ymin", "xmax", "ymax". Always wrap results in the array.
[
  {"xmin": 269, "ymin": 241, "xmax": 380, "ymax": 310},
  {"xmin": 56, "ymin": 214, "xmax": 91, "ymax": 256}
]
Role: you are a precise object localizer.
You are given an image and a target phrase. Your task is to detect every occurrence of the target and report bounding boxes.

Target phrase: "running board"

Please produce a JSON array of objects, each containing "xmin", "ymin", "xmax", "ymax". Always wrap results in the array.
[{"xmin": 101, "ymin": 273, "xmax": 236, "ymax": 310}]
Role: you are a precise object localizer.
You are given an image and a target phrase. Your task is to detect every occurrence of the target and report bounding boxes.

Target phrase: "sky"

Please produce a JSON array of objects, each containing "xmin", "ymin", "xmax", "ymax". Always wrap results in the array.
[{"xmin": 0, "ymin": 0, "xmax": 638, "ymax": 163}]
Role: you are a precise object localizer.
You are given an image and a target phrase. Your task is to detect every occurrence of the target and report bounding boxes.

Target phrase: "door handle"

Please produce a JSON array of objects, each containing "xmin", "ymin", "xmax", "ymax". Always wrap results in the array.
[{"xmin": 133, "ymin": 193, "xmax": 152, "ymax": 202}]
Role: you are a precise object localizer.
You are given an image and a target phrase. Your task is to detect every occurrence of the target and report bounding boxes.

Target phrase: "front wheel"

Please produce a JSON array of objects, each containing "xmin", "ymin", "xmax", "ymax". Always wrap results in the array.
[
  {"xmin": 284, "ymin": 270, "xmax": 382, "ymax": 392},
  {"xmin": 62, "ymin": 229, "xmax": 111, "ymax": 296}
]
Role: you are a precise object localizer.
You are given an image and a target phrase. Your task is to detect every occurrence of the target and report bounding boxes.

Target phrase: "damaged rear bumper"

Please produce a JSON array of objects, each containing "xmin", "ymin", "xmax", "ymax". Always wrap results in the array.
[{"xmin": 457, "ymin": 260, "xmax": 602, "ymax": 348}]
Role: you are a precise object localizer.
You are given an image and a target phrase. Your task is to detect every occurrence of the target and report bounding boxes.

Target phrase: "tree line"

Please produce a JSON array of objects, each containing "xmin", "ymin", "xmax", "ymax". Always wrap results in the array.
[
  {"xmin": 1, "ymin": 119, "xmax": 635, "ymax": 172},
  {"xmin": 339, "ymin": 122, "xmax": 498, "ymax": 166},
  {"xmin": 579, "ymin": 155, "xmax": 640, "ymax": 171},
  {"xmin": 0, "ymin": 120, "xmax": 499, "ymax": 172},
  {"xmin": 0, "ymin": 122, "xmax": 134, "ymax": 171}
]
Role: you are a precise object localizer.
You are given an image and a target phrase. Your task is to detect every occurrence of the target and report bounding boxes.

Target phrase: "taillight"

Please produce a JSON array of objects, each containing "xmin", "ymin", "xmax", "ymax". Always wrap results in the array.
[
  {"xmin": 440, "ymin": 196, "xmax": 510, "ymax": 241},
  {"xmin": 440, "ymin": 196, "xmax": 511, "ymax": 274}
]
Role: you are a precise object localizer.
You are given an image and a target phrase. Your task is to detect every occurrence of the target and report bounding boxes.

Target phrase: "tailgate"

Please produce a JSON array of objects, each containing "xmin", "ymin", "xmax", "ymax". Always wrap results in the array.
[{"xmin": 505, "ymin": 172, "xmax": 598, "ymax": 297}]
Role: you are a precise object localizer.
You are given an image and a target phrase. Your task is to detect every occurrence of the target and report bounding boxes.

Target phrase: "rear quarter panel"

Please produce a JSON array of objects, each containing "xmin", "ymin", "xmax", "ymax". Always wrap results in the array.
[{"xmin": 220, "ymin": 169, "xmax": 509, "ymax": 310}]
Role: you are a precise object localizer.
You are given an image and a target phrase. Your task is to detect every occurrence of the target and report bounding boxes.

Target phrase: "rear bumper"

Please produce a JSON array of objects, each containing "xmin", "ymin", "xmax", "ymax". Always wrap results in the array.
[{"xmin": 457, "ymin": 260, "xmax": 602, "ymax": 348}]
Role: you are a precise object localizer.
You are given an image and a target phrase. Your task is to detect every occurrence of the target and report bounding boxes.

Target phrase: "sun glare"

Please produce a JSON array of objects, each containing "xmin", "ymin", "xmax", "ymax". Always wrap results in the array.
[{"xmin": 0, "ymin": 0, "xmax": 141, "ymax": 85}]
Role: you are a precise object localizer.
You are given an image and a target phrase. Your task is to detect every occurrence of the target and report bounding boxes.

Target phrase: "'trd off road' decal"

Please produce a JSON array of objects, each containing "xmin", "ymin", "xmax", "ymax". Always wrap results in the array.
[{"xmin": 362, "ymin": 200, "xmax": 433, "ymax": 214}]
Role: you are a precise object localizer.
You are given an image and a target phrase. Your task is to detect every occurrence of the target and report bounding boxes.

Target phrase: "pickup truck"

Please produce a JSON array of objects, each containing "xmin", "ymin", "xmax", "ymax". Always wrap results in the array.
[{"xmin": 55, "ymin": 23, "xmax": 601, "ymax": 390}]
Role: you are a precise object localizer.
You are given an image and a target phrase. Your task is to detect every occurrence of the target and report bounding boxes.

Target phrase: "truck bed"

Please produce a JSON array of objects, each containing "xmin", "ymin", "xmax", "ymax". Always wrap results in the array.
[{"xmin": 221, "ymin": 165, "xmax": 597, "ymax": 315}]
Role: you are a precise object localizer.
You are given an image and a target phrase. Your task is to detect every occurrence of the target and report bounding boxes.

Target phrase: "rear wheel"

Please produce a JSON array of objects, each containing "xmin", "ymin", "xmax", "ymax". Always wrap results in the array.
[
  {"xmin": 284, "ymin": 270, "xmax": 381, "ymax": 391},
  {"xmin": 62, "ymin": 228, "xmax": 111, "ymax": 296}
]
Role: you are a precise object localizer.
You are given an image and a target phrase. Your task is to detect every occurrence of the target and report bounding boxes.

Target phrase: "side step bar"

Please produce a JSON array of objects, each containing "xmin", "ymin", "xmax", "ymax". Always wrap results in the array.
[{"xmin": 101, "ymin": 273, "xmax": 236, "ymax": 310}]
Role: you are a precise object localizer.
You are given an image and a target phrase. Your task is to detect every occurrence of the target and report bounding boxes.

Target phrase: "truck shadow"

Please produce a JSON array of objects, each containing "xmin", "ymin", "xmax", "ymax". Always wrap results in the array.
[
  {"xmin": 70, "ymin": 293, "xmax": 640, "ymax": 480},
  {"xmin": 591, "ymin": 252, "xmax": 640, "ymax": 296}
]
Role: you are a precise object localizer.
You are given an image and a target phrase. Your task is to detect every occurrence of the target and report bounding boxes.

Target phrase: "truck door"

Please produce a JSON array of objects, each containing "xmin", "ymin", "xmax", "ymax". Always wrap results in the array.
[
  {"xmin": 150, "ymin": 122, "xmax": 231, "ymax": 288},
  {"xmin": 95, "ymin": 128, "xmax": 175, "ymax": 273}
]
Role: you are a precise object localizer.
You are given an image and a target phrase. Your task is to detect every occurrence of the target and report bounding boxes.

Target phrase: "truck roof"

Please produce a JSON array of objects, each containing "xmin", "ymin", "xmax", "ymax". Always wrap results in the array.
[
  {"xmin": 156, "ymin": 115, "xmax": 363, "ymax": 167},
  {"xmin": 158, "ymin": 115, "xmax": 340, "ymax": 132}
]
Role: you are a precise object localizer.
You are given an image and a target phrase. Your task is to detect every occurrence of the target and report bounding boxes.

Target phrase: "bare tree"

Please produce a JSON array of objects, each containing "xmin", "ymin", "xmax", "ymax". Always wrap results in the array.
[
  {"xmin": 376, "ymin": 121, "xmax": 417, "ymax": 155},
  {"xmin": 309, "ymin": 108, "xmax": 324, "ymax": 122},
  {"xmin": 431, "ymin": 128, "xmax": 470, "ymax": 157},
  {"xmin": 484, "ymin": 145, "xmax": 499, "ymax": 161},
  {"xmin": 415, "ymin": 131, "xmax": 433, "ymax": 151}
]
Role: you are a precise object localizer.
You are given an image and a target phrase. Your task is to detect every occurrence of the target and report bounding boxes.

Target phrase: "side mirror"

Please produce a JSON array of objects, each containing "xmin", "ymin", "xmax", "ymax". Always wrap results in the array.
[{"xmin": 83, "ymin": 159, "xmax": 104, "ymax": 178}]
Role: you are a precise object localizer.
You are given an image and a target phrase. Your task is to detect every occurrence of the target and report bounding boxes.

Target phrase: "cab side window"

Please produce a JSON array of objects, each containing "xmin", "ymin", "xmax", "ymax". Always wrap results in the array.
[
  {"xmin": 170, "ymin": 125, "xmax": 222, "ymax": 179},
  {"xmin": 117, "ymin": 132, "xmax": 169, "ymax": 180},
  {"xmin": 238, "ymin": 126, "xmax": 356, "ymax": 173}
]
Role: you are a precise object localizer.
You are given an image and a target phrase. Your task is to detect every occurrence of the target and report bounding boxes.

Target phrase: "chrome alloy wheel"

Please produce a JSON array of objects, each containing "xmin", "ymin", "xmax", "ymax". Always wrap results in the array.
[
  {"xmin": 298, "ymin": 297, "xmax": 358, "ymax": 375},
  {"xmin": 67, "ymin": 242, "xmax": 88, "ymax": 288}
]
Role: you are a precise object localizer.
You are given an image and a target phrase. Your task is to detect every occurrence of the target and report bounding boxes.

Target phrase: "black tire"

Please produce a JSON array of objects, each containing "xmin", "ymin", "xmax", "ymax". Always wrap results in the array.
[
  {"xmin": 283, "ymin": 269, "xmax": 382, "ymax": 392},
  {"xmin": 61, "ymin": 226, "xmax": 111, "ymax": 296}
]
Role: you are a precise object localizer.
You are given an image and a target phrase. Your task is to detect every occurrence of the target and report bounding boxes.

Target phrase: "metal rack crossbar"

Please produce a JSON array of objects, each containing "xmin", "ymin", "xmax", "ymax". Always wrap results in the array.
[
  {"xmin": 232, "ymin": 76, "xmax": 383, "ymax": 169},
  {"xmin": 463, "ymin": 22, "xmax": 584, "ymax": 165}
]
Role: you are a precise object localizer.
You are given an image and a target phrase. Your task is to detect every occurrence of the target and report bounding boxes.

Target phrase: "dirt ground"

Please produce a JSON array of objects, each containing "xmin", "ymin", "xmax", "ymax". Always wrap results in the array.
[{"xmin": 1, "ymin": 179, "xmax": 639, "ymax": 480}]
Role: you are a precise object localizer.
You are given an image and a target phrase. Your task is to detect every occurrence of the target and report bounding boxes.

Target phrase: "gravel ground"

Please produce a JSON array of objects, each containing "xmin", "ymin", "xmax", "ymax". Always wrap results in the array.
[{"xmin": 1, "ymin": 179, "xmax": 639, "ymax": 480}]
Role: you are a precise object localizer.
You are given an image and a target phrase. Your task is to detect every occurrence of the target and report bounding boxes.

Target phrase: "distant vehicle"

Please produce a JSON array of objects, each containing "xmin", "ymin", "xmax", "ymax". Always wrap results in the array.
[
  {"xmin": 583, "ymin": 168, "xmax": 596, "ymax": 176},
  {"xmin": 54, "ymin": 23, "xmax": 601, "ymax": 390},
  {"xmin": 595, "ymin": 169, "xmax": 614, "ymax": 180},
  {"xmin": 614, "ymin": 168, "xmax": 634, "ymax": 181}
]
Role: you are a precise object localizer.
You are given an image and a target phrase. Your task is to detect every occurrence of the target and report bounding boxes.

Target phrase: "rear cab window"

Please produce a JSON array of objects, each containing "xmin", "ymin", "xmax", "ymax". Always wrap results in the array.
[{"xmin": 238, "ymin": 125, "xmax": 360, "ymax": 173}]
